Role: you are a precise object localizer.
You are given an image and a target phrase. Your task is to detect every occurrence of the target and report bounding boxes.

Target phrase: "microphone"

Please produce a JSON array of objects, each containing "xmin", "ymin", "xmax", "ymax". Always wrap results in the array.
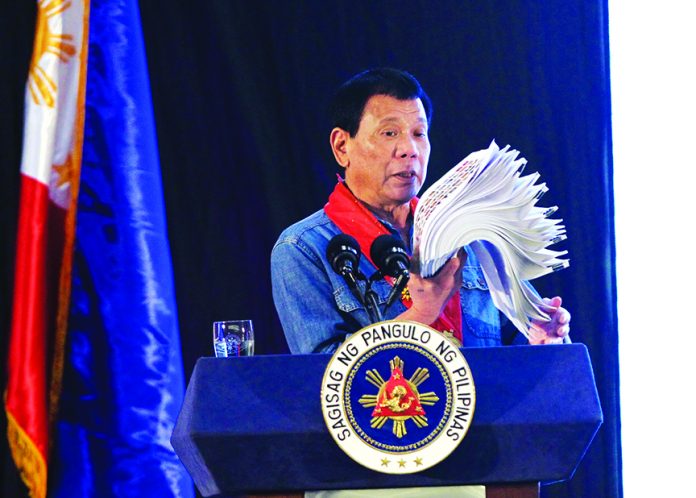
[
  {"xmin": 326, "ymin": 234, "xmax": 364, "ymax": 304},
  {"xmin": 370, "ymin": 234, "xmax": 411, "ymax": 307}
]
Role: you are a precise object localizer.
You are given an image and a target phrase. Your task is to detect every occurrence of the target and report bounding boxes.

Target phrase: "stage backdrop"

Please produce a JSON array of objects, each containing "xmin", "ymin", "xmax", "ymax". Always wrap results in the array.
[{"xmin": 2, "ymin": 1, "xmax": 620, "ymax": 497}]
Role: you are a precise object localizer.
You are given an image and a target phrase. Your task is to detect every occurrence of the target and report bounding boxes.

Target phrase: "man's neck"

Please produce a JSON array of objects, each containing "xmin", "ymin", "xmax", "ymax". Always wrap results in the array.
[
  {"xmin": 360, "ymin": 200, "xmax": 412, "ymax": 243},
  {"xmin": 360, "ymin": 201, "xmax": 408, "ymax": 226},
  {"xmin": 341, "ymin": 180, "xmax": 413, "ymax": 240}
]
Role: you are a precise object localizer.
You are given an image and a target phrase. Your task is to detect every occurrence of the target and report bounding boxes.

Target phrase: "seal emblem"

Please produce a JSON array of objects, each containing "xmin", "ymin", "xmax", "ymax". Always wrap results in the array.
[
  {"xmin": 359, "ymin": 356, "xmax": 439, "ymax": 438},
  {"xmin": 321, "ymin": 320, "xmax": 475, "ymax": 474}
]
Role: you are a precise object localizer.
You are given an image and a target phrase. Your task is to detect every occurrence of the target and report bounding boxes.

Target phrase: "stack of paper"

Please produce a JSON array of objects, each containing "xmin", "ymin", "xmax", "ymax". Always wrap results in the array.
[{"xmin": 413, "ymin": 140, "xmax": 569, "ymax": 337}]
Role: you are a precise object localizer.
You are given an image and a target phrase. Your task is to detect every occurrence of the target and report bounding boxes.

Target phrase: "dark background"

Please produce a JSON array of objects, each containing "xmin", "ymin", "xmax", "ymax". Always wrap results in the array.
[{"xmin": 1, "ymin": 1, "xmax": 620, "ymax": 496}]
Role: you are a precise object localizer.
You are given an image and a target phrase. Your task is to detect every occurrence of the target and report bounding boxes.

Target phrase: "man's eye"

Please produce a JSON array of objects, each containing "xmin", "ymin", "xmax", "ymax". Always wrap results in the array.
[{"xmin": 384, "ymin": 130, "xmax": 398, "ymax": 137}]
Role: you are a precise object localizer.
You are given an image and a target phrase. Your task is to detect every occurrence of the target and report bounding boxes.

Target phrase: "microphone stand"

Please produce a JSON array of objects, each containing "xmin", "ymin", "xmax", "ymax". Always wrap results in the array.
[
  {"xmin": 343, "ymin": 270, "xmax": 368, "ymax": 309},
  {"xmin": 363, "ymin": 272, "xmax": 384, "ymax": 323},
  {"xmin": 385, "ymin": 271, "xmax": 410, "ymax": 309}
]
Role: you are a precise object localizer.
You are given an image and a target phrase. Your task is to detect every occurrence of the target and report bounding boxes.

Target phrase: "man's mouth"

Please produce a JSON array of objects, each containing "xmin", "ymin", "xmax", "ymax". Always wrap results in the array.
[{"xmin": 393, "ymin": 171, "xmax": 416, "ymax": 179}]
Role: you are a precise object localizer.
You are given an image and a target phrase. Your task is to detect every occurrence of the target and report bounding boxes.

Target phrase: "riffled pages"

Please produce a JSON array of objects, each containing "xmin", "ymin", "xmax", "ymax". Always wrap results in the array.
[{"xmin": 413, "ymin": 141, "xmax": 569, "ymax": 337}]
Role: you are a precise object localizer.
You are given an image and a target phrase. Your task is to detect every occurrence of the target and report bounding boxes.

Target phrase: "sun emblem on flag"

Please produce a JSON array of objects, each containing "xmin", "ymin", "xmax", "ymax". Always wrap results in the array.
[
  {"xmin": 28, "ymin": 0, "xmax": 78, "ymax": 107},
  {"xmin": 358, "ymin": 356, "xmax": 439, "ymax": 438}
]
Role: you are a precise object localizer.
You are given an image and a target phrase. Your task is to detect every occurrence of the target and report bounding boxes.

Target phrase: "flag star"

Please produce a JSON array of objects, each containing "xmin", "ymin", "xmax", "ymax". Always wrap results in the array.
[{"xmin": 53, "ymin": 157, "xmax": 74, "ymax": 189}]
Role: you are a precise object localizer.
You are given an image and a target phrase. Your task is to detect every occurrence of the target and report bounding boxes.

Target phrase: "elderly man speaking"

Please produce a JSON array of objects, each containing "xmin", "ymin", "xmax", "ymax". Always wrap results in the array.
[{"xmin": 271, "ymin": 68, "xmax": 570, "ymax": 354}]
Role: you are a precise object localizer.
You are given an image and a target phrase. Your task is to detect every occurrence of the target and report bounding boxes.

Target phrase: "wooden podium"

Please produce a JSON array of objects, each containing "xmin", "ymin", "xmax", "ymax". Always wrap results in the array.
[{"xmin": 172, "ymin": 344, "xmax": 602, "ymax": 497}]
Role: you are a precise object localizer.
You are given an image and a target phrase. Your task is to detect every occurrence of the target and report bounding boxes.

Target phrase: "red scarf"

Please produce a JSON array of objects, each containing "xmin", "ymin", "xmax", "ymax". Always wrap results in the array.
[{"xmin": 324, "ymin": 181, "xmax": 463, "ymax": 344}]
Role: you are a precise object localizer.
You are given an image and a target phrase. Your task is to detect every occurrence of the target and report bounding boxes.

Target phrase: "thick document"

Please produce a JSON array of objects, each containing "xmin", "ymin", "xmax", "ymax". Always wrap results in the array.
[{"xmin": 413, "ymin": 141, "xmax": 568, "ymax": 336}]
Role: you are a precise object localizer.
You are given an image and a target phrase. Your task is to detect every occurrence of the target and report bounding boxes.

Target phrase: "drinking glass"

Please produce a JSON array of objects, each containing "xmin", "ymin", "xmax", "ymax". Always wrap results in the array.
[{"xmin": 213, "ymin": 320, "xmax": 254, "ymax": 357}]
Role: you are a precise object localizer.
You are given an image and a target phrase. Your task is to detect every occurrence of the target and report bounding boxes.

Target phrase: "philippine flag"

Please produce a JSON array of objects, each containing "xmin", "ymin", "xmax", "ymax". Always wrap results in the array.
[{"xmin": 6, "ymin": 1, "xmax": 192, "ymax": 497}]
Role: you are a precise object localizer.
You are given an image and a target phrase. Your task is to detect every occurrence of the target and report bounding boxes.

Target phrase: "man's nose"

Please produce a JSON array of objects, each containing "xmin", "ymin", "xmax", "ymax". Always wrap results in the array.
[{"xmin": 396, "ymin": 135, "xmax": 418, "ymax": 159}]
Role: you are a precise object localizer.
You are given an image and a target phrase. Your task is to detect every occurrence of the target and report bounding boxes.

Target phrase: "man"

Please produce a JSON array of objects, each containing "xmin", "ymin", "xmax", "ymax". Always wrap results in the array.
[{"xmin": 271, "ymin": 68, "xmax": 570, "ymax": 354}]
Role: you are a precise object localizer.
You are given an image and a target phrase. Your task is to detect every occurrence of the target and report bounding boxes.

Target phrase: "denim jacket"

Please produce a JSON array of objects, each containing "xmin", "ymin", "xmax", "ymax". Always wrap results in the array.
[{"xmin": 271, "ymin": 209, "xmax": 525, "ymax": 353}]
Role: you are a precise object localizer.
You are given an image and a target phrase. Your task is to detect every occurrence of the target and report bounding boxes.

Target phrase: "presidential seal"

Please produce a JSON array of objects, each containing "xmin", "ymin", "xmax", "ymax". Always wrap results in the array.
[{"xmin": 321, "ymin": 320, "xmax": 475, "ymax": 474}]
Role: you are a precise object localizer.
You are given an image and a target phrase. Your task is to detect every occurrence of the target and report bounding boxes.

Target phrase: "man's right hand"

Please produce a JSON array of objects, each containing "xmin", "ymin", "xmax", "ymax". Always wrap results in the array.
[{"xmin": 398, "ymin": 250, "xmax": 466, "ymax": 325}]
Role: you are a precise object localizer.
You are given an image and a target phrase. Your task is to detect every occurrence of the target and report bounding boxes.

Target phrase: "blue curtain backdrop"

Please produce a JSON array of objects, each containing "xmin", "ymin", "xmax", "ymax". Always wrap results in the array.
[{"xmin": 2, "ymin": 1, "xmax": 620, "ymax": 497}]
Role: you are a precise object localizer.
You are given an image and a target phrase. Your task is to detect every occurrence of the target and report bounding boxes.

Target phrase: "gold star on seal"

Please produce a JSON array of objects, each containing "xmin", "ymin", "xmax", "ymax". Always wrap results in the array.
[
  {"xmin": 414, "ymin": 457, "xmax": 423, "ymax": 466},
  {"xmin": 398, "ymin": 459, "xmax": 407, "ymax": 468},
  {"xmin": 380, "ymin": 458, "xmax": 390, "ymax": 467}
]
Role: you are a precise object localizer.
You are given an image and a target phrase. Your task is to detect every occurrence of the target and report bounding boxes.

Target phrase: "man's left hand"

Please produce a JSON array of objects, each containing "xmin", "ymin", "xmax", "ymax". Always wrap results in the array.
[{"xmin": 528, "ymin": 296, "xmax": 571, "ymax": 345}]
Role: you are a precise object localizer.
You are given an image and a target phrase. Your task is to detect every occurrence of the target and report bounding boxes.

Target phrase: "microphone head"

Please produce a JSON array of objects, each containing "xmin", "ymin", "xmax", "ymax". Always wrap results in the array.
[
  {"xmin": 327, "ymin": 234, "xmax": 361, "ymax": 275},
  {"xmin": 370, "ymin": 234, "xmax": 410, "ymax": 278}
]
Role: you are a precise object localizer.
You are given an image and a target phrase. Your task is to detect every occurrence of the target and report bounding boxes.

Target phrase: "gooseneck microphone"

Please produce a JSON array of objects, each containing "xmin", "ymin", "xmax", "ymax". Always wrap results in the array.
[
  {"xmin": 370, "ymin": 234, "xmax": 411, "ymax": 308},
  {"xmin": 326, "ymin": 234, "xmax": 363, "ymax": 302},
  {"xmin": 327, "ymin": 233, "xmax": 383, "ymax": 322}
]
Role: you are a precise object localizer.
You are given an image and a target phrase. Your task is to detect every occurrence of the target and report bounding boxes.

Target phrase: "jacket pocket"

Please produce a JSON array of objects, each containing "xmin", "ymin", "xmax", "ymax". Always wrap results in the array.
[{"xmin": 460, "ymin": 265, "xmax": 501, "ymax": 346}]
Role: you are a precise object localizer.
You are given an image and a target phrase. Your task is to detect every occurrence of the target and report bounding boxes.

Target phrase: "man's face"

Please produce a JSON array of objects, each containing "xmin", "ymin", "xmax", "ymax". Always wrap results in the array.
[{"xmin": 333, "ymin": 95, "xmax": 430, "ymax": 210}]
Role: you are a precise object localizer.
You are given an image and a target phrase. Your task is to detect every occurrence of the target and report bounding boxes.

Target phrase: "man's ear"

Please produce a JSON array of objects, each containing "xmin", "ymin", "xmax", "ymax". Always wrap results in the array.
[{"xmin": 330, "ymin": 127, "xmax": 350, "ymax": 168}]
